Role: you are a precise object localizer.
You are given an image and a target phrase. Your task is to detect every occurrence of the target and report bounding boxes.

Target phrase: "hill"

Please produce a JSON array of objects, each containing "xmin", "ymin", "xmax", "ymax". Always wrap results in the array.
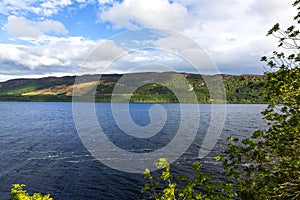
[{"xmin": 0, "ymin": 73, "xmax": 265, "ymax": 103}]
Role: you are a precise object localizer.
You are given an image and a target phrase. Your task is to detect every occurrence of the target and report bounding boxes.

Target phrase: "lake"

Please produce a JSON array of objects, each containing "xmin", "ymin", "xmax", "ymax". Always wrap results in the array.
[{"xmin": 0, "ymin": 102, "xmax": 267, "ymax": 199}]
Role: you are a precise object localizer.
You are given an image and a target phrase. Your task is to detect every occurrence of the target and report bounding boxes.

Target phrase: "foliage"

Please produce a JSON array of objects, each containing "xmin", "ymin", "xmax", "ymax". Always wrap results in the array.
[
  {"xmin": 222, "ymin": 75, "xmax": 264, "ymax": 104},
  {"xmin": 130, "ymin": 84, "xmax": 179, "ymax": 103},
  {"xmin": 142, "ymin": 158, "xmax": 236, "ymax": 200},
  {"xmin": 10, "ymin": 184, "xmax": 53, "ymax": 200},
  {"xmin": 222, "ymin": 1, "xmax": 300, "ymax": 199},
  {"xmin": 143, "ymin": 2, "xmax": 299, "ymax": 200}
]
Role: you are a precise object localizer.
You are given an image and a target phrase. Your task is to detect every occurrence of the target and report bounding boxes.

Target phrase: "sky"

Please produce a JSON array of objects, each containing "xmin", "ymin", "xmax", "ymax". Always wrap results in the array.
[{"xmin": 0, "ymin": 0, "xmax": 297, "ymax": 81}]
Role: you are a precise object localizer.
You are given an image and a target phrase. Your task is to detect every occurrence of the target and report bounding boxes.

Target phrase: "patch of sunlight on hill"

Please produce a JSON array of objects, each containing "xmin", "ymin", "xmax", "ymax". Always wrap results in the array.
[{"xmin": 22, "ymin": 81, "xmax": 99, "ymax": 96}]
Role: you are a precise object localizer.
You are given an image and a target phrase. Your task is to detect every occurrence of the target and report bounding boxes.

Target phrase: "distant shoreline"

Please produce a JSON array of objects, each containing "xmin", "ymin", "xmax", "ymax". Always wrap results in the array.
[{"xmin": 0, "ymin": 72, "xmax": 266, "ymax": 104}]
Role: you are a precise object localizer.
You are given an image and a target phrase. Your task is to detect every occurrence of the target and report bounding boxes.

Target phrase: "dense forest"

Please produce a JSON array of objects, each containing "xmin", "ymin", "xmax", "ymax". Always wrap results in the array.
[{"xmin": 0, "ymin": 73, "xmax": 265, "ymax": 103}]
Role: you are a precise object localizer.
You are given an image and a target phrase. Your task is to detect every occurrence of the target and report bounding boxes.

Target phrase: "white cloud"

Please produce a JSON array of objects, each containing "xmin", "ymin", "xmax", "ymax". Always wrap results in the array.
[
  {"xmin": 179, "ymin": 0, "xmax": 296, "ymax": 73},
  {"xmin": 81, "ymin": 40, "xmax": 127, "ymax": 74},
  {"xmin": 0, "ymin": 0, "xmax": 92, "ymax": 17},
  {"xmin": 0, "ymin": 36, "xmax": 96, "ymax": 70},
  {"xmin": 97, "ymin": 0, "xmax": 297, "ymax": 74},
  {"xmin": 39, "ymin": 0, "xmax": 72, "ymax": 16},
  {"xmin": 247, "ymin": 0, "xmax": 295, "ymax": 19},
  {"xmin": 0, "ymin": 0, "xmax": 35, "ymax": 15},
  {"xmin": 4, "ymin": 16, "xmax": 68, "ymax": 38},
  {"xmin": 107, "ymin": 49, "xmax": 195, "ymax": 74},
  {"xmin": 175, "ymin": 0, "xmax": 295, "ymax": 50},
  {"xmin": 99, "ymin": 0, "xmax": 194, "ymax": 30},
  {"xmin": 98, "ymin": 0, "xmax": 114, "ymax": 4},
  {"xmin": 0, "ymin": 35, "xmax": 130, "ymax": 80}
]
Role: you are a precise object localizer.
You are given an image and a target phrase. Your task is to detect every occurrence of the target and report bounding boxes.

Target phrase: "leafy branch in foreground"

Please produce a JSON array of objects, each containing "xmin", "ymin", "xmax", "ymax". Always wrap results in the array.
[
  {"xmin": 10, "ymin": 184, "xmax": 53, "ymax": 200},
  {"xmin": 142, "ymin": 158, "xmax": 236, "ymax": 200}
]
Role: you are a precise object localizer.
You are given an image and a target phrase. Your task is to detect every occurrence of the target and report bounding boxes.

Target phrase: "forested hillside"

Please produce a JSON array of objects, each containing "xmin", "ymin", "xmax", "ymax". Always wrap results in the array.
[{"xmin": 0, "ymin": 73, "xmax": 265, "ymax": 103}]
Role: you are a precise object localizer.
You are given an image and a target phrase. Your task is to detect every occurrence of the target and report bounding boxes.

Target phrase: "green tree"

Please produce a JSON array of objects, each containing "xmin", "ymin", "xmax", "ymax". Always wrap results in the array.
[
  {"xmin": 10, "ymin": 184, "xmax": 53, "ymax": 200},
  {"xmin": 222, "ymin": 1, "xmax": 300, "ymax": 199},
  {"xmin": 142, "ymin": 158, "xmax": 236, "ymax": 200},
  {"xmin": 143, "ymin": 1, "xmax": 299, "ymax": 199}
]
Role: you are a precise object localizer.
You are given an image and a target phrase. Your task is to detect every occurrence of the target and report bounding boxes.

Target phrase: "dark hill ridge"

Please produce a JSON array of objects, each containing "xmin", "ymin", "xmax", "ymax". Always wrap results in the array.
[{"xmin": 0, "ymin": 73, "xmax": 265, "ymax": 103}]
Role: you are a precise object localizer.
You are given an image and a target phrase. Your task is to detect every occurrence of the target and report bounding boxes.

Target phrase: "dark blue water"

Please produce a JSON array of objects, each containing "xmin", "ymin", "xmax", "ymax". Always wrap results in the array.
[{"xmin": 0, "ymin": 103, "xmax": 267, "ymax": 199}]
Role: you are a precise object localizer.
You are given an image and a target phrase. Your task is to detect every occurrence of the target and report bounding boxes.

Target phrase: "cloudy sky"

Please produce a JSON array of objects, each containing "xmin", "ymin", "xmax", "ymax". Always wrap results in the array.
[{"xmin": 0, "ymin": 0, "xmax": 296, "ymax": 81}]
